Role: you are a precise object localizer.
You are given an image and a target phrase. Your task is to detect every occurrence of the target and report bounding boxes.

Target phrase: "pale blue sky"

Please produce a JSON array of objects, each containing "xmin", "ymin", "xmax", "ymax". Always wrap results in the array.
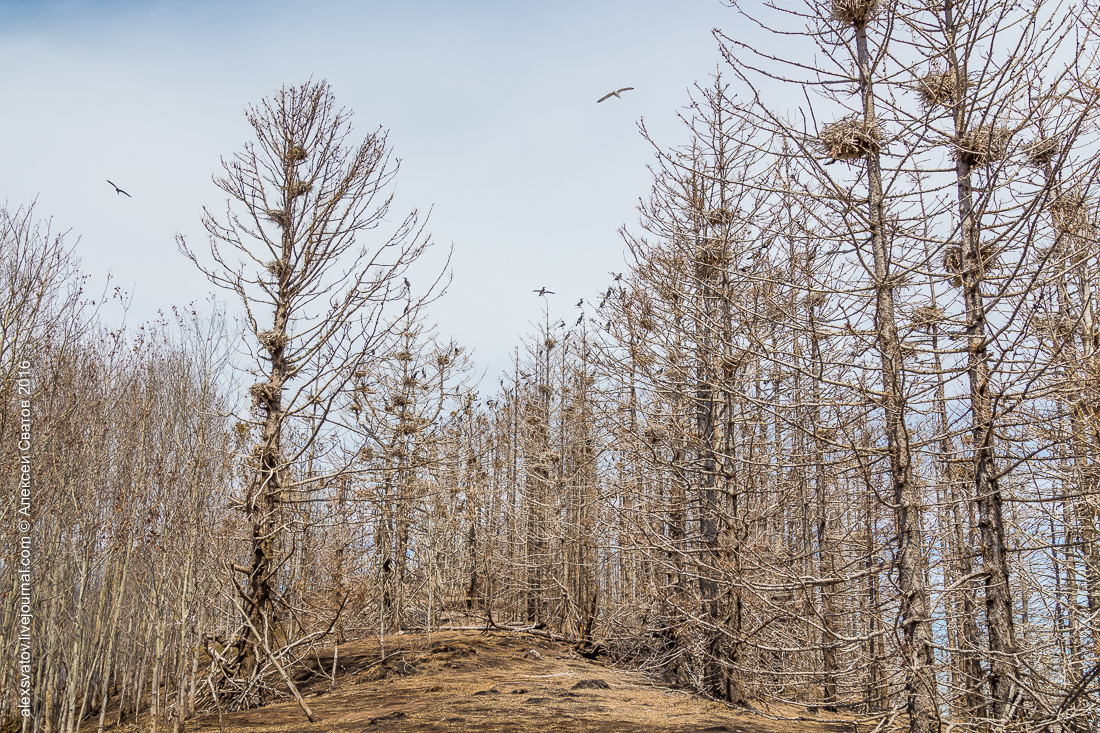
[{"xmin": 2, "ymin": 0, "xmax": 747, "ymax": 383}]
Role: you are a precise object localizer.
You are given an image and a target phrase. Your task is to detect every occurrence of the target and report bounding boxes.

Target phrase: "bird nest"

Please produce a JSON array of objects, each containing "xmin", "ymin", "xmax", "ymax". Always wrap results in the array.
[
  {"xmin": 694, "ymin": 241, "xmax": 729, "ymax": 268},
  {"xmin": 248, "ymin": 381, "xmax": 279, "ymax": 407},
  {"xmin": 1032, "ymin": 313, "xmax": 1077, "ymax": 338},
  {"xmin": 952, "ymin": 126, "xmax": 1011, "ymax": 168},
  {"xmin": 1049, "ymin": 190, "xmax": 1092, "ymax": 235},
  {"xmin": 703, "ymin": 208, "xmax": 734, "ymax": 226},
  {"xmin": 394, "ymin": 350, "xmax": 413, "ymax": 361},
  {"xmin": 257, "ymin": 330, "xmax": 288, "ymax": 351},
  {"xmin": 288, "ymin": 180, "xmax": 312, "ymax": 199},
  {"xmin": 1024, "ymin": 137, "xmax": 1059, "ymax": 167},
  {"xmin": 911, "ymin": 304, "xmax": 946, "ymax": 330},
  {"xmin": 264, "ymin": 259, "xmax": 288, "ymax": 278},
  {"xmin": 943, "ymin": 242, "xmax": 998, "ymax": 286},
  {"xmin": 917, "ymin": 70, "xmax": 967, "ymax": 109},
  {"xmin": 803, "ymin": 292, "xmax": 828, "ymax": 310},
  {"xmin": 819, "ymin": 116, "xmax": 884, "ymax": 161},
  {"xmin": 266, "ymin": 208, "xmax": 290, "ymax": 228},
  {"xmin": 286, "ymin": 145, "xmax": 308, "ymax": 164},
  {"xmin": 828, "ymin": 0, "xmax": 880, "ymax": 24}
]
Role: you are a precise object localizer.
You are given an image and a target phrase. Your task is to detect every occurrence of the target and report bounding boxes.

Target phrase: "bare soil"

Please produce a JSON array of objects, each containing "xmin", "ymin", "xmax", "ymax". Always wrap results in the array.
[{"xmin": 140, "ymin": 630, "xmax": 862, "ymax": 732}]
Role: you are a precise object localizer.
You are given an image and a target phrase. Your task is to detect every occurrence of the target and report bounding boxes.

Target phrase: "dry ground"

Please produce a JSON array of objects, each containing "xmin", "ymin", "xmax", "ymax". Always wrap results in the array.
[{"xmin": 134, "ymin": 630, "xmax": 864, "ymax": 733}]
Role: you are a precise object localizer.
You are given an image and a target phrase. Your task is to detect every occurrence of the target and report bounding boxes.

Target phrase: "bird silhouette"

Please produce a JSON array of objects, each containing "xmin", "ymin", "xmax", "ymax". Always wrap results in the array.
[
  {"xmin": 533, "ymin": 287, "xmax": 554, "ymax": 296},
  {"xmin": 575, "ymin": 315, "xmax": 584, "ymax": 326},
  {"xmin": 576, "ymin": 299, "xmax": 584, "ymax": 308},
  {"xmin": 597, "ymin": 87, "xmax": 634, "ymax": 103},
  {"xmin": 107, "ymin": 180, "xmax": 131, "ymax": 197}
]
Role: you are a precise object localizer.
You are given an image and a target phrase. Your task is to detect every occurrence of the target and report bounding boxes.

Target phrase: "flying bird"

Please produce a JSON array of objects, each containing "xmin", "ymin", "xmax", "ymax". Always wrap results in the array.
[
  {"xmin": 533, "ymin": 287, "xmax": 554, "ymax": 296},
  {"xmin": 106, "ymin": 180, "xmax": 131, "ymax": 197},
  {"xmin": 597, "ymin": 87, "xmax": 634, "ymax": 103}
]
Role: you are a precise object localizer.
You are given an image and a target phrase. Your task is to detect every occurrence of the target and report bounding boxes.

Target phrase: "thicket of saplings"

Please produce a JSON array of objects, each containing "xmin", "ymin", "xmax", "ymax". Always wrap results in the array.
[{"xmin": 3, "ymin": 1, "xmax": 1100, "ymax": 732}]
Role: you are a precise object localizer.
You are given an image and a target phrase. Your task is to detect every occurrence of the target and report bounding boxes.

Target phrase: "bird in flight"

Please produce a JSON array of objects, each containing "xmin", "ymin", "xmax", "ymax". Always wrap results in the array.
[
  {"xmin": 533, "ymin": 287, "xmax": 554, "ymax": 296},
  {"xmin": 107, "ymin": 180, "xmax": 132, "ymax": 197},
  {"xmin": 597, "ymin": 87, "xmax": 634, "ymax": 103}
]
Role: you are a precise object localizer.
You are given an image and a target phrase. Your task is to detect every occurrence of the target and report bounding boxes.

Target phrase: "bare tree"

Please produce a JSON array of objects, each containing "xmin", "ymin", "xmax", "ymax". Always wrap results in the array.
[{"xmin": 178, "ymin": 80, "xmax": 436, "ymax": 694}]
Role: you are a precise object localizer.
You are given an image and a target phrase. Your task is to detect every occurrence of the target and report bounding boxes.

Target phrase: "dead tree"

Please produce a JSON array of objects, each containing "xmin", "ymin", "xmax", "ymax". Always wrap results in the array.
[{"xmin": 178, "ymin": 80, "xmax": 433, "ymax": 692}]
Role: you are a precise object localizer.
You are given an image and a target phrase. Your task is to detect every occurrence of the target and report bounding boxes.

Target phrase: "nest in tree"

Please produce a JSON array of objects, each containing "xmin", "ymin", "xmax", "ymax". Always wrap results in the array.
[
  {"xmin": 917, "ymin": 70, "xmax": 967, "ymax": 109},
  {"xmin": 1024, "ymin": 137, "xmax": 1059, "ymax": 167},
  {"xmin": 357, "ymin": 446, "xmax": 374, "ymax": 462},
  {"xmin": 694, "ymin": 241, "xmax": 729, "ymax": 269},
  {"xmin": 395, "ymin": 350, "xmax": 413, "ymax": 361},
  {"xmin": 819, "ymin": 116, "xmax": 884, "ymax": 161},
  {"xmin": 437, "ymin": 354, "xmax": 451, "ymax": 366},
  {"xmin": 537, "ymin": 383, "xmax": 553, "ymax": 397},
  {"xmin": 390, "ymin": 394, "xmax": 410, "ymax": 408},
  {"xmin": 644, "ymin": 426, "xmax": 666, "ymax": 444},
  {"xmin": 266, "ymin": 208, "xmax": 290, "ymax": 228},
  {"xmin": 703, "ymin": 208, "xmax": 733, "ymax": 226},
  {"xmin": 257, "ymin": 330, "xmax": 288, "ymax": 351},
  {"xmin": 264, "ymin": 259, "xmax": 288, "ymax": 278},
  {"xmin": 911, "ymin": 305, "xmax": 945, "ymax": 330},
  {"xmin": 1049, "ymin": 190, "xmax": 1092, "ymax": 235},
  {"xmin": 829, "ymin": 0, "xmax": 879, "ymax": 25},
  {"xmin": 403, "ymin": 375, "xmax": 418, "ymax": 388},
  {"xmin": 288, "ymin": 180, "xmax": 312, "ymax": 199},
  {"xmin": 943, "ymin": 242, "xmax": 998, "ymax": 286},
  {"xmin": 639, "ymin": 316, "xmax": 656, "ymax": 331},
  {"xmin": 1033, "ymin": 313, "xmax": 1076, "ymax": 339},
  {"xmin": 816, "ymin": 427, "xmax": 838, "ymax": 441},
  {"xmin": 397, "ymin": 420, "xmax": 421, "ymax": 436},
  {"xmin": 953, "ymin": 126, "xmax": 1011, "ymax": 168},
  {"xmin": 803, "ymin": 292, "xmax": 828, "ymax": 310},
  {"xmin": 545, "ymin": 337, "xmax": 557, "ymax": 351},
  {"xmin": 248, "ymin": 381, "xmax": 279, "ymax": 406},
  {"xmin": 286, "ymin": 145, "xmax": 308, "ymax": 164}
]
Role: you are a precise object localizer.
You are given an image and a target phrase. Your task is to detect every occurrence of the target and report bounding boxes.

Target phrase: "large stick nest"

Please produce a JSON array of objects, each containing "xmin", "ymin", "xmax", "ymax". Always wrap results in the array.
[
  {"xmin": 257, "ymin": 330, "xmax": 288, "ymax": 351},
  {"xmin": 952, "ymin": 126, "xmax": 1011, "ymax": 168},
  {"xmin": 819, "ymin": 116, "xmax": 885, "ymax": 161},
  {"xmin": 1024, "ymin": 137, "xmax": 1059, "ymax": 167},
  {"xmin": 943, "ymin": 241, "xmax": 998, "ymax": 286},
  {"xmin": 911, "ymin": 304, "xmax": 946, "ymax": 331},
  {"xmin": 265, "ymin": 208, "xmax": 290, "ymax": 229},
  {"xmin": 917, "ymin": 70, "xmax": 968, "ymax": 109},
  {"xmin": 828, "ymin": 0, "xmax": 879, "ymax": 24},
  {"xmin": 1049, "ymin": 190, "xmax": 1092, "ymax": 235},
  {"xmin": 288, "ymin": 180, "xmax": 312, "ymax": 199}
]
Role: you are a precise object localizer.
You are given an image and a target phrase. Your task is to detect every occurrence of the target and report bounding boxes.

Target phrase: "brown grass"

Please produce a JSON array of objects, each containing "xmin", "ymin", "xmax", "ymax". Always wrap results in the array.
[{"xmin": 103, "ymin": 631, "xmax": 861, "ymax": 733}]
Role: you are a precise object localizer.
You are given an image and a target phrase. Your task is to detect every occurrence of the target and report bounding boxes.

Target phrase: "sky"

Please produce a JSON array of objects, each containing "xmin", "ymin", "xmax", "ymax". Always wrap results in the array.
[{"xmin": 1, "ymin": 0, "xmax": 747, "ymax": 385}]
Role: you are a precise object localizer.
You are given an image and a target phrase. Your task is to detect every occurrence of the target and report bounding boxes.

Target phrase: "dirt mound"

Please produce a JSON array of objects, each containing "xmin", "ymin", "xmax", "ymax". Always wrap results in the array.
[{"xmin": 177, "ymin": 630, "xmax": 857, "ymax": 733}]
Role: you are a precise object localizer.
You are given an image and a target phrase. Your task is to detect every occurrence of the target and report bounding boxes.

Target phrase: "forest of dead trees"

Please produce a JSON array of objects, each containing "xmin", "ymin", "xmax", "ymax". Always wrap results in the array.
[{"xmin": 3, "ymin": 1, "xmax": 1100, "ymax": 732}]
